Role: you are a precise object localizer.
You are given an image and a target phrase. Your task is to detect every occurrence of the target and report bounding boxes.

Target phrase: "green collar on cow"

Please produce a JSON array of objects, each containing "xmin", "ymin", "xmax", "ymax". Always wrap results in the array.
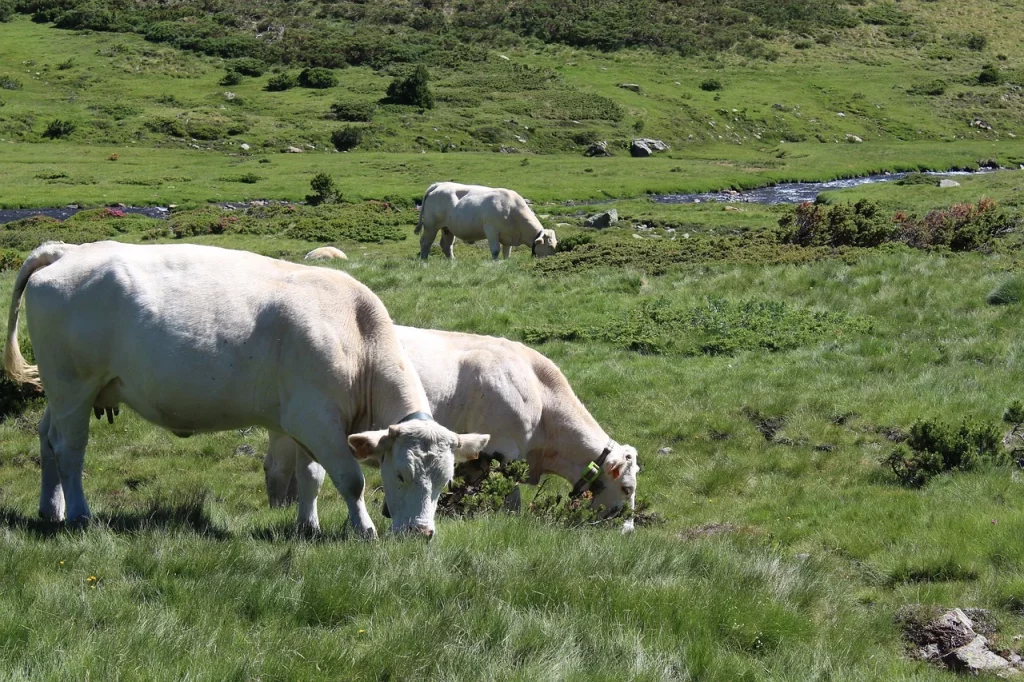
[
  {"xmin": 569, "ymin": 444, "xmax": 614, "ymax": 499},
  {"xmin": 398, "ymin": 411, "xmax": 434, "ymax": 424}
]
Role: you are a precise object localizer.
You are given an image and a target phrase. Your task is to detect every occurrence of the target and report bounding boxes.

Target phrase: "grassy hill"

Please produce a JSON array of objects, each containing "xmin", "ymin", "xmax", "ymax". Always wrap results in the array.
[{"xmin": 3, "ymin": 1, "xmax": 1024, "ymax": 679}]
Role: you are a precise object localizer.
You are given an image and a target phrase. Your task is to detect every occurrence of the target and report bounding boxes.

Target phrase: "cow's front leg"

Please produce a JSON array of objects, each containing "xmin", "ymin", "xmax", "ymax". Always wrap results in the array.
[
  {"xmin": 294, "ymin": 448, "xmax": 325, "ymax": 535},
  {"xmin": 37, "ymin": 408, "xmax": 65, "ymax": 522},
  {"xmin": 500, "ymin": 244, "xmax": 512, "ymax": 259}
]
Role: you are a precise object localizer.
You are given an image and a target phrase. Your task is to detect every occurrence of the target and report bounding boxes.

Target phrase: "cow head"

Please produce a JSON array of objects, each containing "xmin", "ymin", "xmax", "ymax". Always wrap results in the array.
[
  {"xmin": 533, "ymin": 229, "xmax": 558, "ymax": 258},
  {"xmin": 349, "ymin": 419, "xmax": 489, "ymax": 537},
  {"xmin": 589, "ymin": 443, "xmax": 640, "ymax": 525}
]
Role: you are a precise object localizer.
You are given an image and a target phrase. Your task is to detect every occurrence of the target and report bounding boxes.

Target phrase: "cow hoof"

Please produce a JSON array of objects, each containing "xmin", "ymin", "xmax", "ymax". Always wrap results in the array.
[
  {"xmin": 352, "ymin": 525, "xmax": 378, "ymax": 540},
  {"xmin": 38, "ymin": 508, "xmax": 65, "ymax": 524},
  {"xmin": 65, "ymin": 515, "xmax": 92, "ymax": 530},
  {"xmin": 295, "ymin": 522, "xmax": 321, "ymax": 539}
]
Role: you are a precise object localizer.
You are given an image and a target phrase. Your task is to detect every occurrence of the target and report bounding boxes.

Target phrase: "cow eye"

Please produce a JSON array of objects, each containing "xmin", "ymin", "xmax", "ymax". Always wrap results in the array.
[
  {"xmin": 397, "ymin": 473, "xmax": 406, "ymax": 484},
  {"xmin": 622, "ymin": 484, "xmax": 635, "ymax": 497}
]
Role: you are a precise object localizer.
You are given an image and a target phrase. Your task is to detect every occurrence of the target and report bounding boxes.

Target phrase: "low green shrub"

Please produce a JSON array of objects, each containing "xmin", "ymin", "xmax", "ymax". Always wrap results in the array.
[
  {"xmin": 907, "ymin": 79, "xmax": 946, "ymax": 96},
  {"xmin": 896, "ymin": 198, "xmax": 1015, "ymax": 251},
  {"xmin": 331, "ymin": 126, "xmax": 362, "ymax": 151},
  {"xmin": 778, "ymin": 199, "xmax": 897, "ymax": 248},
  {"xmin": 231, "ymin": 172, "xmax": 262, "ymax": 184},
  {"xmin": 219, "ymin": 70, "xmax": 243, "ymax": 86},
  {"xmin": 306, "ymin": 172, "xmax": 339, "ymax": 206},
  {"xmin": 385, "ymin": 65, "xmax": 434, "ymax": 108},
  {"xmin": 298, "ymin": 67, "xmax": 337, "ymax": 89},
  {"xmin": 884, "ymin": 419, "xmax": 1004, "ymax": 487},
  {"xmin": 555, "ymin": 232, "xmax": 595, "ymax": 253},
  {"xmin": 229, "ymin": 58, "xmax": 266, "ymax": 76},
  {"xmin": 979, "ymin": 63, "xmax": 1002, "ymax": 85},
  {"xmin": 265, "ymin": 73, "xmax": 296, "ymax": 91},
  {"xmin": 0, "ymin": 248, "xmax": 23, "ymax": 271},
  {"xmin": 0, "ymin": 0, "xmax": 14, "ymax": 22},
  {"xmin": 329, "ymin": 100, "xmax": 375, "ymax": 122},
  {"xmin": 43, "ymin": 119, "xmax": 76, "ymax": 139},
  {"xmin": 0, "ymin": 75, "xmax": 20, "ymax": 90},
  {"xmin": 700, "ymin": 78, "xmax": 723, "ymax": 91},
  {"xmin": 145, "ymin": 118, "xmax": 187, "ymax": 137}
]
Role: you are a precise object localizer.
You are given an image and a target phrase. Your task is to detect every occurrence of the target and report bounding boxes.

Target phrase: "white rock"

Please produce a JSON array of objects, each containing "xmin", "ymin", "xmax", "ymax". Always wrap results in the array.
[
  {"xmin": 239, "ymin": 143, "xmax": 250, "ymax": 151},
  {"xmin": 939, "ymin": 179, "xmax": 961, "ymax": 188}
]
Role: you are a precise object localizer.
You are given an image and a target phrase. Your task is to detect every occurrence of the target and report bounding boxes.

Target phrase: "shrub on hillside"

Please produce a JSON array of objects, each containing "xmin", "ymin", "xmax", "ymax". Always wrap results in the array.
[
  {"xmin": 219, "ymin": 70, "xmax": 243, "ymax": 86},
  {"xmin": 778, "ymin": 200, "xmax": 897, "ymax": 248},
  {"xmin": 331, "ymin": 126, "xmax": 362, "ymax": 151},
  {"xmin": 145, "ymin": 118, "xmax": 188, "ymax": 137},
  {"xmin": 907, "ymin": 79, "xmax": 946, "ymax": 96},
  {"xmin": 265, "ymin": 73, "xmax": 296, "ymax": 91},
  {"xmin": 298, "ymin": 67, "xmax": 337, "ymax": 89},
  {"xmin": 229, "ymin": 58, "xmax": 266, "ymax": 76},
  {"xmin": 896, "ymin": 198, "xmax": 1015, "ymax": 251},
  {"xmin": 385, "ymin": 65, "xmax": 434, "ymax": 108},
  {"xmin": 0, "ymin": 0, "xmax": 14, "ymax": 22},
  {"xmin": 330, "ymin": 100, "xmax": 375, "ymax": 122},
  {"xmin": 0, "ymin": 248, "xmax": 23, "ymax": 271},
  {"xmin": 979, "ymin": 63, "xmax": 1002, "ymax": 85},
  {"xmin": 700, "ymin": 78, "xmax": 723, "ymax": 92},
  {"xmin": 884, "ymin": 419, "xmax": 1003, "ymax": 487},
  {"xmin": 306, "ymin": 172, "xmax": 339, "ymax": 206},
  {"xmin": 1, "ymin": 75, "xmax": 22, "ymax": 90},
  {"xmin": 43, "ymin": 119, "xmax": 76, "ymax": 139}
]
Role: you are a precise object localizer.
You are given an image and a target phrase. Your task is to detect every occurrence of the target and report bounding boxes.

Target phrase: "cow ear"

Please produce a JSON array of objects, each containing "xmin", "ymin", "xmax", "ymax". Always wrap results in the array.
[
  {"xmin": 533, "ymin": 234, "xmax": 545, "ymax": 246},
  {"xmin": 454, "ymin": 433, "xmax": 489, "ymax": 463},
  {"xmin": 348, "ymin": 430, "xmax": 390, "ymax": 462},
  {"xmin": 602, "ymin": 455, "xmax": 627, "ymax": 480}
]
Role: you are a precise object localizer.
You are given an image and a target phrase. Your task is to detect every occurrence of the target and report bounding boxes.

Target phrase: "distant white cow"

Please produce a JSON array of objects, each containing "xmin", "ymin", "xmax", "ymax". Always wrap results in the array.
[
  {"xmin": 304, "ymin": 246, "xmax": 347, "ymax": 261},
  {"xmin": 265, "ymin": 326, "xmax": 639, "ymax": 530},
  {"xmin": 3, "ymin": 241, "xmax": 488, "ymax": 538},
  {"xmin": 415, "ymin": 183, "xmax": 557, "ymax": 260}
]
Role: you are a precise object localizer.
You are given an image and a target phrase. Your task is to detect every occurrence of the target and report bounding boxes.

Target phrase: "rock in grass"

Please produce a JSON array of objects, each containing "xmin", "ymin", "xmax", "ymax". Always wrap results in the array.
[
  {"xmin": 584, "ymin": 209, "xmax": 618, "ymax": 228},
  {"xmin": 584, "ymin": 141, "xmax": 611, "ymax": 157},
  {"xmin": 944, "ymin": 636, "xmax": 1018, "ymax": 676},
  {"xmin": 629, "ymin": 138, "xmax": 669, "ymax": 157},
  {"xmin": 939, "ymin": 179, "xmax": 960, "ymax": 188},
  {"xmin": 618, "ymin": 83, "xmax": 642, "ymax": 93},
  {"xmin": 987, "ymin": 278, "xmax": 1024, "ymax": 305}
]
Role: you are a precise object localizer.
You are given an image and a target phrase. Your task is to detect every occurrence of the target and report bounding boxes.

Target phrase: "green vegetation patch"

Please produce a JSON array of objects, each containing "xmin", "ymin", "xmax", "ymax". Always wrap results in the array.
[
  {"xmin": 883, "ymin": 418, "xmax": 1005, "ymax": 488},
  {"xmin": 520, "ymin": 296, "xmax": 868, "ymax": 356}
]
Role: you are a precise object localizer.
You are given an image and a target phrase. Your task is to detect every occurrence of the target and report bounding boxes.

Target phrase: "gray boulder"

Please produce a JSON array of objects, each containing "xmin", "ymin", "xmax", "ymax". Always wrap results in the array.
[
  {"xmin": 939, "ymin": 179, "xmax": 961, "ymax": 188},
  {"xmin": 630, "ymin": 138, "xmax": 670, "ymax": 157},
  {"xmin": 584, "ymin": 209, "xmax": 618, "ymax": 228},
  {"xmin": 584, "ymin": 141, "xmax": 611, "ymax": 157},
  {"xmin": 618, "ymin": 83, "xmax": 642, "ymax": 93}
]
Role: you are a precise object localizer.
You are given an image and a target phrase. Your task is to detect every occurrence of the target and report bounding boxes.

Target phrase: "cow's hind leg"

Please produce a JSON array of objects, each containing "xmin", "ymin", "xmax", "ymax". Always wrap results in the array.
[
  {"xmin": 419, "ymin": 221, "xmax": 440, "ymax": 260},
  {"xmin": 46, "ymin": 403, "xmax": 94, "ymax": 525},
  {"xmin": 439, "ymin": 229, "xmax": 456, "ymax": 260},
  {"xmin": 37, "ymin": 408, "xmax": 65, "ymax": 522},
  {"xmin": 500, "ymin": 244, "xmax": 512, "ymax": 260}
]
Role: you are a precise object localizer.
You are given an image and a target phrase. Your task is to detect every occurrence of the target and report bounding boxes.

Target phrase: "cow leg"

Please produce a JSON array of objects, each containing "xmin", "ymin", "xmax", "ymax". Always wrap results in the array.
[
  {"xmin": 294, "ymin": 448, "xmax": 325, "ymax": 535},
  {"xmin": 500, "ymin": 244, "xmax": 512, "ymax": 259},
  {"xmin": 419, "ymin": 222, "xmax": 439, "ymax": 260},
  {"xmin": 37, "ymin": 408, "xmax": 65, "ymax": 522},
  {"xmin": 281, "ymin": 416, "xmax": 377, "ymax": 539},
  {"xmin": 485, "ymin": 227, "xmax": 501, "ymax": 260},
  {"xmin": 47, "ymin": 405, "xmax": 93, "ymax": 524},
  {"xmin": 439, "ymin": 229, "xmax": 456, "ymax": 260}
]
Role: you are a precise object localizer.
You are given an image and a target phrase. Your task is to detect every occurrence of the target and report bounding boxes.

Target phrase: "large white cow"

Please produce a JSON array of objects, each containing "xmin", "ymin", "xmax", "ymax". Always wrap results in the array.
[
  {"xmin": 265, "ymin": 326, "xmax": 639, "ymax": 530},
  {"xmin": 415, "ymin": 182, "xmax": 557, "ymax": 260},
  {"xmin": 3, "ymin": 241, "xmax": 489, "ymax": 538}
]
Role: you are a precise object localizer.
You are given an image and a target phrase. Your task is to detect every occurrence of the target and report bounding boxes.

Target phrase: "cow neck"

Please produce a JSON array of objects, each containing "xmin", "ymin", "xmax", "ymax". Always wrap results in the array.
[
  {"xmin": 534, "ymin": 398, "xmax": 610, "ymax": 484},
  {"xmin": 360, "ymin": 343, "xmax": 432, "ymax": 431}
]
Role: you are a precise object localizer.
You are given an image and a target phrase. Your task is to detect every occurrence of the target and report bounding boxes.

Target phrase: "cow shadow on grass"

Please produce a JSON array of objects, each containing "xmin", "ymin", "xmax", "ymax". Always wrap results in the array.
[
  {"xmin": 0, "ymin": 490, "xmax": 231, "ymax": 540},
  {"xmin": 248, "ymin": 521, "xmax": 355, "ymax": 544}
]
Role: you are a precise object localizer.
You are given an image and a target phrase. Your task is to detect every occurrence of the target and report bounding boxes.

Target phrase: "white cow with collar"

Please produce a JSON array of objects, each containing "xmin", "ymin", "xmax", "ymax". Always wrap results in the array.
[
  {"xmin": 3, "ymin": 241, "xmax": 488, "ymax": 538},
  {"xmin": 265, "ymin": 326, "xmax": 639, "ymax": 529},
  {"xmin": 415, "ymin": 182, "xmax": 557, "ymax": 260}
]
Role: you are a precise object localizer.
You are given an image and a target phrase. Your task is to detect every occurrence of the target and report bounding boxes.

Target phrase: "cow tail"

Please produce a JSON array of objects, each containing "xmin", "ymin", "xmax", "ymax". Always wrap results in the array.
[
  {"xmin": 414, "ymin": 202, "xmax": 424, "ymax": 235},
  {"xmin": 3, "ymin": 241, "xmax": 75, "ymax": 389}
]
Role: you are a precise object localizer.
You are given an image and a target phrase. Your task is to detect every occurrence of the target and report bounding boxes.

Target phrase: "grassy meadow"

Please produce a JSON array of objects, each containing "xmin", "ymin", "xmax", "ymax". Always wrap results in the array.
[{"xmin": 2, "ymin": 0, "xmax": 1024, "ymax": 679}]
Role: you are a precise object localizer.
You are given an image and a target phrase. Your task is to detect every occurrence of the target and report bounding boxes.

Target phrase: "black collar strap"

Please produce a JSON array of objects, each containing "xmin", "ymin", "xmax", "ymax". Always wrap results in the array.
[
  {"xmin": 531, "ymin": 238, "xmax": 537, "ymax": 256},
  {"xmin": 398, "ymin": 411, "xmax": 434, "ymax": 424},
  {"xmin": 569, "ymin": 444, "xmax": 614, "ymax": 499}
]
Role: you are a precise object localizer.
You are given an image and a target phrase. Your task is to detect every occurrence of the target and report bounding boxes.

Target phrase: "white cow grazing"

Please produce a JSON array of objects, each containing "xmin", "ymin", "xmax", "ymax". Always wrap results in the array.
[
  {"xmin": 265, "ymin": 326, "xmax": 639, "ymax": 530},
  {"xmin": 415, "ymin": 182, "xmax": 557, "ymax": 260},
  {"xmin": 3, "ymin": 241, "xmax": 488, "ymax": 538},
  {"xmin": 304, "ymin": 246, "xmax": 347, "ymax": 261}
]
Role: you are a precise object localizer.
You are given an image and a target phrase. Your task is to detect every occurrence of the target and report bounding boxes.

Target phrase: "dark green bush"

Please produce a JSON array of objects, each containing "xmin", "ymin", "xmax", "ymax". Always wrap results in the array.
[
  {"xmin": 329, "ymin": 100, "xmax": 375, "ymax": 122},
  {"xmin": 859, "ymin": 2, "xmax": 910, "ymax": 25},
  {"xmin": 233, "ymin": 172, "xmax": 262, "ymax": 184},
  {"xmin": 896, "ymin": 198, "xmax": 1015, "ymax": 251},
  {"xmin": 986, "ymin": 279, "xmax": 1024, "ymax": 306},
  {"xmin": 298, "ymin": 67, "xmax": 337, "ymax": 89},
  {"xmin": 0, "ymin": 75, "xmax": 21, "ymax": 90},
  {"xmin": 219, "ymin": 70, "xmax": 243, "ymax": 86},
  {"xmin": 556, "ymin": 232, "xmax": 595, "ymax": 253},
  {"xmin": 43, "ymin": 119, "xmax": 76, "ymax": 139},
  {"xmin": 306, "ymin": 172, "xmax": 339, "ymax": 206},
  {"xmin": 907, "ymin": 79, "xmax": 946, "ymax": 96},
  {"xmin": 1004, "ymin": 401, "xmax": 1024, "ymax": 424},
  {"xmin": 778, "ymin": 199, "xmax": 897, "ymax": 248},
  {"xmin": 265, "ymin": 73, "xmax": 296, "ymax": 92},
  {"xmin": 965, "ymin": 32, "xmax": 988, "ymax": 51},
  {"xmin": 0, "ymin": 248, "xmax": 23, "ymax": 271},
  {"xmin": 0, "ymin": 0, "xmax": 14, "ymax": 22},
  {"xmin": 385, "ymin": 65, "xmax": 434, "ymax": 108},
  {"xmin": 229, "ymin": 58, "xmax": 266, "ymax": 76},
  {"xmin": 979, "ymin": 63, "xmax": 1002, "ymax": 85},
  {"xmin": 884, "ymin": 419, "xmax": 1004, "ymax": 487},
  {"xmin": 331, "ymin": 126, "xmax": 362, "ymax": 151},
  {"xmin": 700, "ymin": 78, "xmax": 723, "ymax": 91}
]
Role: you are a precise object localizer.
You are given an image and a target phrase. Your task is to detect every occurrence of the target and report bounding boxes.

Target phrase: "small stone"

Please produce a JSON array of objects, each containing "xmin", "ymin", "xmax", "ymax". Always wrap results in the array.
[
  {"xmin": 658, "ymin": 447, "xmax": 673, "ymax": 455},
  {"xmin": 239, "ymin": 143, "xmax": 250, "ymax": 151},
  {"xmin": 223, "ymin": 92, "xmax": 236, "ymax": 100},
  {"xmin": 836, "ymin": 112, "xmax": 846, "ymax": 117},
  {"xmin": 939, "ymin": 179, "xmax": 960, "ymax": 188},
  {"xmin": 845, "ymin": 134, "xmax": 863, "ymax": 143},
  {"xmin": 285, "ymin": 146, "xmax": 303, "ymax": 153},
  {"xmin": 944, "ymin": 636, "xmax": 1016, "ymax": 675},
  {"xmin": 618, "ymin": 83, "xmax": 642, "ymax": 93}
]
